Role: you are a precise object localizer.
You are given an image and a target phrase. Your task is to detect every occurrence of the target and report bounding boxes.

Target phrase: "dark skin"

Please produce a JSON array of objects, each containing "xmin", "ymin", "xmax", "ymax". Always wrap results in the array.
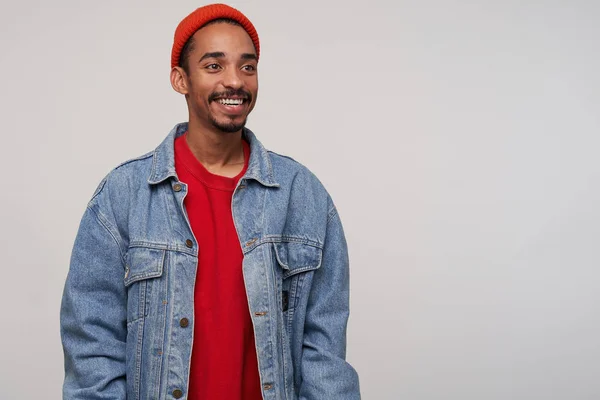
[{"xmin": 170, "ymin": 23, "xmax": 258, "ymax": 177}]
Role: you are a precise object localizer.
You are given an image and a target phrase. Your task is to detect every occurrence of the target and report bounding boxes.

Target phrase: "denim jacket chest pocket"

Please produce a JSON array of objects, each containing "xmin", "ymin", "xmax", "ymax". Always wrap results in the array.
[
  {"xmin": 272, "ymin": 241, "xmax": 322, "ymax": 318},
  {"xmin": 124, "ymin": 246, "xmax": 166, "ymax": 324},
  {"xmin": 270, "ymin": 241, "xmax": 323, "ymax": 398}
]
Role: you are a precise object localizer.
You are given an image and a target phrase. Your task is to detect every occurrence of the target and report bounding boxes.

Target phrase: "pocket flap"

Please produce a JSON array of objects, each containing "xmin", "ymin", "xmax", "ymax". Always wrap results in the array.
[
  {"xmin": 124, "ymin": 247, "xmax": 165, "ymax": 286},
  {"xmin": 274, "ymin": 242, "xmax": 322, "ymax": 278}
]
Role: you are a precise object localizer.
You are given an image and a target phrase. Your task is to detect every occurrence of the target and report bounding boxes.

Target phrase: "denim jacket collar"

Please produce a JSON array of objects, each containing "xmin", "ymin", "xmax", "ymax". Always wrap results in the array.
[{"xmin": 147, "ymin": 122, "xmax": 280, "ymax": 187}]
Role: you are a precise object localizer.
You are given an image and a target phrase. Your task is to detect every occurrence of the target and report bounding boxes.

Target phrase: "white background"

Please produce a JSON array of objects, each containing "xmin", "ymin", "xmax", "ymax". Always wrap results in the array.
[{"xmin": 1, "ymin": 0, "xmax": 599, "ymax": 399}]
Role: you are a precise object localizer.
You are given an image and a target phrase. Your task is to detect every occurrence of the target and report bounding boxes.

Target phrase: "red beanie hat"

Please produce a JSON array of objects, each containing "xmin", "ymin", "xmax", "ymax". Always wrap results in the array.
[{"xmin": 171, "ymin": 3, "xmax": 260, "ymax": 69}]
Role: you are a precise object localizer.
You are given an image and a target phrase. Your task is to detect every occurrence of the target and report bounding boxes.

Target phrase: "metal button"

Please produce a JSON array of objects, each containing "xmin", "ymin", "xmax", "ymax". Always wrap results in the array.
[
  {"xmin": 180, "ymin": 318, "xmax": 189, "ymax": 328},
  {"xmin": 263, "ymin": 383, "xmax": 273, "ymax": 390},
  {"xmin": 185, "ymin": 239, "xmax": 193, "ymax": 248},
  {"xmin": 245, "ymin": 238, "xmax": 257, "ymax": 247},
  {"xmin": 173, "ymin": 183, "xmax": 182, "ymax": 192},
  {"xmin": 173, "ymin": 389, "xmax": 183, "ymax": 399}
]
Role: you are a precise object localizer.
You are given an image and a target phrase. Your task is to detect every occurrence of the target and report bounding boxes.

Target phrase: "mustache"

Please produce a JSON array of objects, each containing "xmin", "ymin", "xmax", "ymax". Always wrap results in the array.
[{"xmin": 208, "ymin": 89, "xmax": 252, "ymax": 103}]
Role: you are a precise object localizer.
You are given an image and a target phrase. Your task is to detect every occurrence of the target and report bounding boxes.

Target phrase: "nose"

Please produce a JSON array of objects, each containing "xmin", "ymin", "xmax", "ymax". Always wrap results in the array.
[{"xmin": 222, "ymin": 67, "xmax": 243, "ymax": 89}]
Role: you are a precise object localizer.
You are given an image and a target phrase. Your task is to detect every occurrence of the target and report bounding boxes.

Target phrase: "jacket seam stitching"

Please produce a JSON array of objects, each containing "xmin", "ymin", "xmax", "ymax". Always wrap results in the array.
[
  {"xmin": 148, "ymin": 149, "xmax": 159, "ymax": 183},
  {"xmin": 244, "ymin": 236, "xmax": 323, "ymax": 253},
  {"xmin": 128, "ymin": 241, "xmax": 198, "ymax": 256},
  {"xmin": 87, "ymin": 205, "xmax": 126, "ymax": 264},
  {"xmin": 326, "ymin": 207, "xmax": 338, "ymax": 225}
]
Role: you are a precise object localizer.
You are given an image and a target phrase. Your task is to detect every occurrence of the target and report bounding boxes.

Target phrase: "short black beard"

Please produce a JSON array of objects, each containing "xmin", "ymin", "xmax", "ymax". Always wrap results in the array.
[
  {"xmin": 208, "ymin": 88, "xmax": 252, "ymax": 133},
  {"xmin": 209, "ymin": 114, "xmax": 247, "ymax": 133}
]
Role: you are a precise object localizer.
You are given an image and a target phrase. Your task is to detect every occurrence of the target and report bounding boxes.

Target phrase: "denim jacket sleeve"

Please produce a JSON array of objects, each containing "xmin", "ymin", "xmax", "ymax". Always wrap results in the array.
[
  {"xmin": 60, "ymin": 184, "xmax": 127, "ymax": 399},
  {"xmin": 298, "ymin": 205, "xmax": 361, "ymax": 399}
]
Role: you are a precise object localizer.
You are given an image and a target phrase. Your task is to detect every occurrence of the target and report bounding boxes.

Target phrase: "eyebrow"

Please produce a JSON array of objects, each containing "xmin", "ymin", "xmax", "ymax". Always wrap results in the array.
[
  {"xmin": 241, "ymin": 53, "xmax": 257, "ymax": 61},
  {"xmin": 198, "ymin": 51, "xmax": 257, "ymax": 63},
  {"xmin": 199, "ymin": 52, "xmax": 225, "ymax": 62}
]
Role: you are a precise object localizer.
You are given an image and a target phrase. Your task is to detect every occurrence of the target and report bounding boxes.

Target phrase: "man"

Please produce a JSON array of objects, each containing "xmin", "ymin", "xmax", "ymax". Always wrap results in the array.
[{"xmin": 60, "ymin": 3, "xmax": 360, "ymax": 399}]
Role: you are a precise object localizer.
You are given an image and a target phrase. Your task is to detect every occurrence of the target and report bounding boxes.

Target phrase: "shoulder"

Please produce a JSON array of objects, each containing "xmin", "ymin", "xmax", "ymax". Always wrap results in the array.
[
  {"xmin": 89, "ymin": 150, "xmax": 155, "ymax": 205},
  {"xmin": 267, "ymin": 149, "xmax": 335, "ymax": 213},
  {"xmin": 268, "ymin": 149, "xmax": 322, "ymax": 185}
]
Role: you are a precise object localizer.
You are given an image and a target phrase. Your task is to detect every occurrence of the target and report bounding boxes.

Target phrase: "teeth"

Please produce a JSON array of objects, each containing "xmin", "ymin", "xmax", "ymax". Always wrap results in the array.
[{"xmin": 218, "ymin": 98, "xmax": 244, "ymax": 105}]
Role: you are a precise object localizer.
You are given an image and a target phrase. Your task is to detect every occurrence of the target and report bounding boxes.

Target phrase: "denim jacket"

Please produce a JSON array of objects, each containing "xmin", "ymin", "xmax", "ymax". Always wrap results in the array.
[{"xmin": 60, "ymin": 123, "xmax": 360, "ymax": 400}]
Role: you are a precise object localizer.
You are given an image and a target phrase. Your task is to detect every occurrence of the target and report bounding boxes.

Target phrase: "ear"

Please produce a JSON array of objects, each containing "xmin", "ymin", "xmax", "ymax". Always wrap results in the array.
[{"xmin": 170, "ymin": 66, "xmax": 189, "ymax": 95}]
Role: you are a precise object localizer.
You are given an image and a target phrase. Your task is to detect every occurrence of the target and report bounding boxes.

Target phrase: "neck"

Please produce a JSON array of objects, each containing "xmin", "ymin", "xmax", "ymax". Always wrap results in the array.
[{"xmin": 185, "ymin": 118, "xmax": 245, "ymax": 170}]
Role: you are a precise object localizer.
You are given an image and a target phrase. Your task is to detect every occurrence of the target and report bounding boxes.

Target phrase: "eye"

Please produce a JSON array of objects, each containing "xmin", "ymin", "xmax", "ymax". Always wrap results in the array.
[
  {"xmin": 206, "ymin": 63, "xmax": 221, "ymax": 70},
  {"xmin": 242, "ymin": 64, "xmax": 256, "ymax": 72}
]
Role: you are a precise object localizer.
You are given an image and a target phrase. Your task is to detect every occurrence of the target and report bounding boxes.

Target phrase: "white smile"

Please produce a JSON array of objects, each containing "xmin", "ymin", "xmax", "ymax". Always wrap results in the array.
[{"xmin": 217, "ymin": 98, "xmax": 245, "ymax": 105}]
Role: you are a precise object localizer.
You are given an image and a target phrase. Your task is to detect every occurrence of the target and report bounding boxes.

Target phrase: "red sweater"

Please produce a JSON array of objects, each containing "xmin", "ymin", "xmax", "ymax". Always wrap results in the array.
[{"xmin": 174, "ymin": 133, "xmax": 263, "ymax": 400}]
